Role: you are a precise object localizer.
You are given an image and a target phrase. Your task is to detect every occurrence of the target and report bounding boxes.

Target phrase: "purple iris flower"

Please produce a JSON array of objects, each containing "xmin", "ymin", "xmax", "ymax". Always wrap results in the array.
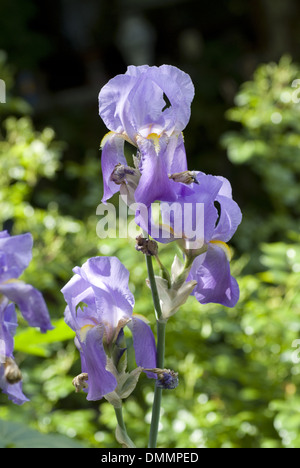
[
  {"xmin": 61, "ymin": 256, "xmax": 157, "ymax": 401},
  {"xmin": 0, "ymin": 231, "xmax": 53, "ymax": 333},
  {"xmin": 99, "ymin": 65, "xmax": 194, "ymax": 206},
  {"xmin": 185, "ymin": 174, "xmax": 242, "ymax": 307},
  {"xmin": 140, "ymin": 172, "xmax": 242, "ymax": 308},
  {"xmin": 0, "ymin": 230, "xmax": 53, "ymax": 404}
]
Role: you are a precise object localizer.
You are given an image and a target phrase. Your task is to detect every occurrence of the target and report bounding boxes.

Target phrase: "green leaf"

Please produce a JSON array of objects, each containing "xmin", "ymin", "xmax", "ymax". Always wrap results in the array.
[
  {"xmin": 0, "ymin": 419, "xmax": 85, "ymax": 448},
  {"xmin": 14, "ymin": 319, "xmax": 75, "ymax": 357},
  {"xmin": 76, "ymin": 302, "xmax": 88, "ymax": 315},
  {"xmin": 115, "ymin": 424, "xmax": 136, "ymax": 448}
]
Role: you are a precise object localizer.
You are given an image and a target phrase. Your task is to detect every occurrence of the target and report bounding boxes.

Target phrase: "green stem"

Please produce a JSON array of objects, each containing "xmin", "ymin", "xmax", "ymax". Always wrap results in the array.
[
  {"xmin": 114, "ymin": 405, "xmax": 127, "ymax": 432},
  {"xmin": 148, "ymin": 319, "xmax": 166, "ymax": 448},
  {"xmin": 146, "ymin": 254, "xmax": 163, "ymax": 321},
  {"xmin": 114, "ymin": 405, "xmax": 136, "ymax": 448},
  {"xmin": 146, "ymin": 255, "xmax": 167, "ymax": 448}
]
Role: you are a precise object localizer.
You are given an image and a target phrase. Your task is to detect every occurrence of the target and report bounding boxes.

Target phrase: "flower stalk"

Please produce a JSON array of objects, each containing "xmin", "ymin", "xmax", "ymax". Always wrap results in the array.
[
  {"xmin": 145, "ymin": 254, "xmax": 167, "ymax": 448},
  {"xmin": 114, "ymin": 405, "xmax": 136, "ymax": 448}
]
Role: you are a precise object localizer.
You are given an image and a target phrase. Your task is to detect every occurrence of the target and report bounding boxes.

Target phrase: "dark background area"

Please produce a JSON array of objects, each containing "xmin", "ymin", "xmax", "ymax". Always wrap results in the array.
[
  {"xmin": 2, "ymin": 0, "xmax": 300, "ymax": 164},
  {"xmin": 1, "ymin": 0, "xmax": 300, "ymax": 226}
]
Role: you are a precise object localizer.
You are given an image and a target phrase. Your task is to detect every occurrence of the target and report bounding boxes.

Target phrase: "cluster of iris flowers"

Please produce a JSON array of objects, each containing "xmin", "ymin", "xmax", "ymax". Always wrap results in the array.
[
  {"xmin": 64, "ymin": 64, "xmax": 241, "ymax": 404},
  {"xmin": 0, "ymin": 65, "xmax": 241, "ymax": 449}
]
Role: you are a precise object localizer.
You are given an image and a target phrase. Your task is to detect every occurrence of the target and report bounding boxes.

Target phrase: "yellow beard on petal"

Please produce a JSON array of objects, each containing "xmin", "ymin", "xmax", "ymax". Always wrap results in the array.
[
  {"xmin": 100, "ymin": 130, "xmax": 135, "ymax": 149},
  {"xmin": 79, "ymin": 324, "xmax": 95, "ymax": 342},
  {"xmin": 209, "ymin": 240, "xmax": 232, "ymax": 261},
  {"xmin": 146, "ymin": 132, "xmax": 161, "ymax": 153}
]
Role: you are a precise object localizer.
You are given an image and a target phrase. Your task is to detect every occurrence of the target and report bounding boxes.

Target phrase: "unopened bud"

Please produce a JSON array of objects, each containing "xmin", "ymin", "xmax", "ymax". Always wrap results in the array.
[
  {"xmin": 72, "ymin": 373, "xmax": 88, "ymax": 393},
  {"xmin": 143, "ymin": 368, "xmax": 179, "ymax": 390},
  {"xmin": 169, "ymin": 171, "xmax": 199, "ymax": 185},
  {"xmin": 4, "ymin": 357, "xmax": 22, "ymax": 385},
  {"xmin": 135, "ymin": 235, "xmax": 158, "ymax": 256}
]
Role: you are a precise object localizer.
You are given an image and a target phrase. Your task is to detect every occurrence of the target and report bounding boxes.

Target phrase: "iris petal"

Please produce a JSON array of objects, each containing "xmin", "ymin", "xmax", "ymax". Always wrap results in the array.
[
  {"xmin": 101, "ymin": 133, "xmax": 127, "ymax": 203},
  {"xmin": 77, "ymin": 325, "xmax": 117, "ymax": 401},
  {"xmin": 0, "ymin": 233, "xmax": 33, "ymax": 282},
  {"xmin": 128, "ymin": 316, "xmax": 157, "ymax": 379},
  {"xmin": 0, "ymin": 281, "xmax": 53, "ymax": 333},
  {"xmin": 189, "ymin": 244, "xmax": 240, "ymax": 307},
  {"xmin": 134, "ymin": 136, "xmax": 177, "ymax": 206}
]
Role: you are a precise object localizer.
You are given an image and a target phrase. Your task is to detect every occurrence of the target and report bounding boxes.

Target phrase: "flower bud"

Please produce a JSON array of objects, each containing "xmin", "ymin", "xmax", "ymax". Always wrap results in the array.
[
  {"xmin": 110, "ymin": 164, "xmax": 137, "ymax": 185},
  {"xmin": 143, "ymin": 368, "xmax": 179, "ymax": 389},
  {"xmin": 72, "ymin": 373, "xmax": 89, "ymax": 393},
  {"xmin": 135, "ymin": 235, "xmax": 158, "ymax": 257},
  {"xmin": 169, "ymin": 171, "xmax": 198, "ymax": 185},
  {"xmin": 4, "ymin": 357, "xmax": 22, "ymax": 385}
]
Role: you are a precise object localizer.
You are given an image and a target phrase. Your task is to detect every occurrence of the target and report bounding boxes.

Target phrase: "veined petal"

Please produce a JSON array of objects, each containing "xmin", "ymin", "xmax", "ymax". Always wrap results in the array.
[
  {"xmin": 207, "ymin": 175, "xmax": 242, "ymax": 243},
  {"xmin": 189, "ymin": 244, "xmax": 239, "ymax": 307},
  {"xmin": 61, "ymin": 272, "xmax": 94, "ymax": 326},
  {"xmin": 0, "ymin": 368, "xmax": 29, "ymax": 405},
  {"xmin": 126, "ymin": 65, "xmax": 150, "ymax": 77},
  {"xmin": 0, "ymin": 281, "xmax": 53, "ymax": 333},
  {"xmin": 160, "ymin": 172, "xmax": 222, "ymax": 244},
  {"xmin": 99, "ymin": 65, "xmax": 194, "ymax": 141},
  {"xmin": 68, "ymin": 257, "xmax": 134, "ymax": 339},
  {"xmin": 164, "ymin": 133, "xmax": 188, "ymax": 175},
  {"xmin": 99, "ymin": 73, "xmax": 135, "ymax": 134},
  {"xmin": 0, "ymin": 232, "xmax": 33, "ymax": 282},
  {"xmin": 127, "ymin": 75, "xmax": 166, "ymax": 140},
  {"xmin": 128, "ymin": 316, "xmax": 157, "ymax": 379},
  {"xmin": 213, "ymin": 188, "xmax": 242, "ymax": 243},
  {"xmin": 101, "ymin": 133, "xmax": 127, "ymax": 203},
  {"xmin": 77, "ymin": 325, "xmax": 117, "ymax": 401},
  {"xmin": 134, "ymin": 136, "xmax": 177, "ymax": 206},
  {"xmin": 79, "ymin": 257, "xmax": 134, "ymax": 309},
  {"xmin": 0, "ymin": 302, "xmax": 17, "ymax": 359},
  {"xmin": 147, "ymin": 65, "xmax": 195, "ymax": 132}
]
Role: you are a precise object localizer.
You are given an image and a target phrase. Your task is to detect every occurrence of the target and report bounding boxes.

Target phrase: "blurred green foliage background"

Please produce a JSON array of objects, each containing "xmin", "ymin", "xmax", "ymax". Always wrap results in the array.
[{"xmin": 0, "ymin": 0, "xmax": 300, "ymax": 448}]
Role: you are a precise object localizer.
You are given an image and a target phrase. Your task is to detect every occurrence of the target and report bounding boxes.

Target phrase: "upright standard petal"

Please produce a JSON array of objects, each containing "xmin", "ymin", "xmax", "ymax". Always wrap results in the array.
[
  {"xmin": 99, "ymin": 65, "xmax": 194, "ymax": 139},
  {"xmin": 78, "ymin": 257, "xmax": 135, "ymax": 318},
  {"xmin": 63, "ymin": 257, "xmax": 135, "ymax": 337},
  {"xmin": 99, "ymin": 73, "xmax": 135, "ymax": 134},
  {"xmin": 147, "ymin": 64, "xmax": 195, "ymax": 133}
]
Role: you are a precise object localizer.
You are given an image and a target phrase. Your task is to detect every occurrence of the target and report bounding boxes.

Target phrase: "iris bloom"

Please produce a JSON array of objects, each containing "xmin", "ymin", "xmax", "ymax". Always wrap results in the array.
[
  {"xmin": 185, "ymin": 173, "xmax": 242, "ymax": 307},
  {"xmin": 0, "ymin": 231, "xmax": 53, "ymax": 332},
  {"xmin": 0, "ymin": 230, "xmax": 53, "ymax": 404},
  {"xmin": 99, "ymin": 65, "xmax": 194, "ymax": 206},
  {"xmin": 141, "ymin": 172, "xmax": 242, "ymax": 307},
  {"xmin": 61, "ymin": 256, "xmax": 157, "ymax": 401}
]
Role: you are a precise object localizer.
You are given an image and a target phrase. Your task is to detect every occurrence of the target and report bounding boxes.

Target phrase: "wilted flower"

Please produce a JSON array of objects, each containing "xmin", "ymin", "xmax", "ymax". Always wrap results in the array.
[
  {"xmin": 61, "ymin": 256, "xmax": 157, "ymax": 402},
  {"xmin": 0, "ymin": 230, "xmax": 52, "ymax": 404},
  {"xmin": 99, "ymin": 65, "xmax": 194, "ymax": 206}
]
